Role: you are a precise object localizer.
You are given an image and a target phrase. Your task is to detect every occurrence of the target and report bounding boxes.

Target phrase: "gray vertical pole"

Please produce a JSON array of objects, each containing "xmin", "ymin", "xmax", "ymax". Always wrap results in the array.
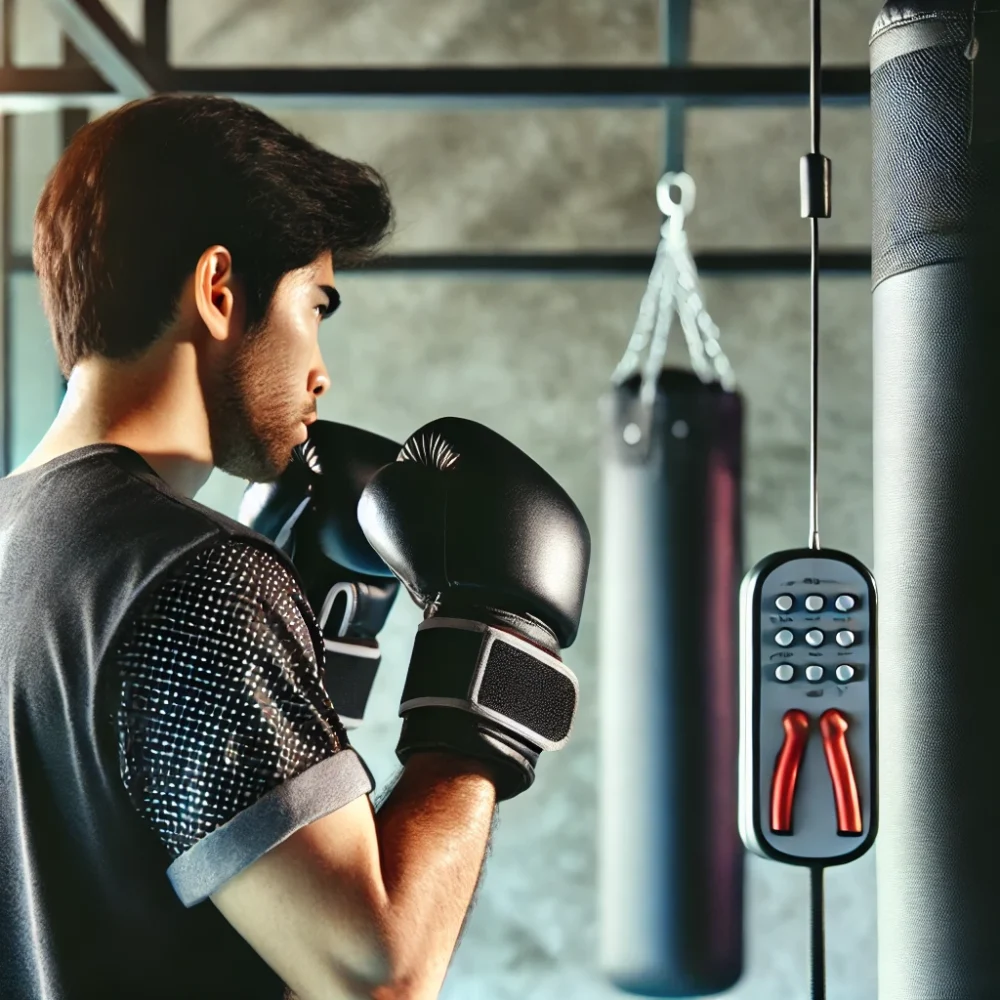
[
  {"xmin": 0, "ymin": 0, "xmax": 12, "ymax": 475},
  {"xmin": 143, "ymin": 0, "xmax": 168, "ymax": 64},
  {"xmin": 58, "ymin": 36, "xmax": 88, "ymax": 401},
  {"xmin": 1, "ymin": 0, "xmax": 10, "ymax": 66},
  {"xmin": 0, "ymin": 113, "xmax": 9, "ymax": 477},
  {"xmin": 661, "ymin": 0, "xmax": 691, "ymax": 174}
]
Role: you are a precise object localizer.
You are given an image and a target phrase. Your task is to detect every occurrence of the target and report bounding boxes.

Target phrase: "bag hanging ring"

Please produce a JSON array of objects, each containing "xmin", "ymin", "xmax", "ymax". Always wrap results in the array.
[{"xmin": 656, "ymin": 171, "xmax": 697, "ymax": 232}]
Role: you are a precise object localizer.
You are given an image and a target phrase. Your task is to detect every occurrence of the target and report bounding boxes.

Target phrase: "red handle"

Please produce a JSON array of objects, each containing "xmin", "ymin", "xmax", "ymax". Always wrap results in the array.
[
  {"xmin": 819, "ymin": 708, "xmax": 863, "ymax": 835},
  {"xmin": 770, "ymin": 709, "xmax": 811, "ymax": 834}
]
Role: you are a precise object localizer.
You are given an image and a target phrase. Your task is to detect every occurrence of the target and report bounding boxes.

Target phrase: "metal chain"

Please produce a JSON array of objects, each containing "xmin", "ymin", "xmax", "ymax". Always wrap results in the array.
[{"xmin": 612, "ymin": 171, "xmax": 736, "ymax": 393}]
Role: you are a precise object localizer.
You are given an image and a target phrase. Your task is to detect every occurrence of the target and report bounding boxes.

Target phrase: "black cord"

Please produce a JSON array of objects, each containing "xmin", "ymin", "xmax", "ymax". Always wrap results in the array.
[
  {"xmin": 810, "ymin": 865, "xmax": 827, "ymax": 1000},
  {"xmin": 806, "ymin": 0, "xmax": 824, "ymax": 551},
  {"xmin": 810, "ymin": 0, "xmax": 822, "ymax": 154},
  {"xmin": 807, "ymin": 0, "xmax": 828, "ymax": 990}
]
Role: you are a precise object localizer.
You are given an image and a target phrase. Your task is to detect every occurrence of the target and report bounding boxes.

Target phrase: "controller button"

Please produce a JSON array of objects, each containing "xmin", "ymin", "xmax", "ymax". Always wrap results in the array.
[
  {"xmin": 805, "ymin": 629, "xmax": 824, "ymax": 647},
  {"xmin": 835, "ymin": 664, "xmax": 856, "ymax": 683},
  {"xmin": 835, "ymin": 594, "xmax": 856, "ymax": 612},
  {"xmin": 806, "ymin": 665, "xmax": 825, "ymax": 682},
  {"xmin": 836, "ymin": 630, "xmax": 855, "ymax": 647},
  {"xmin": 775, "ymin": 664, "xmax": 795, "ymax": 682},
  {"xmin": 805, "ymin": 594, "xmax": 825, "ymax": 612},
  {"xmin": 775, "ymin": 629, "xmax": 794, "ymax": 647},
  {"xmin": 775, "ymin": 594, "xmax": 794, "ymax": 612}
]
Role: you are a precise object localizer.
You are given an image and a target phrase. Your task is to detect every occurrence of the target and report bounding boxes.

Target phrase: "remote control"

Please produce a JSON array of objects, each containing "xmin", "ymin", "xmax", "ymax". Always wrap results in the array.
[{"xmin": 738, "ymin": 548, "xmax": 877, "ymax": 865}]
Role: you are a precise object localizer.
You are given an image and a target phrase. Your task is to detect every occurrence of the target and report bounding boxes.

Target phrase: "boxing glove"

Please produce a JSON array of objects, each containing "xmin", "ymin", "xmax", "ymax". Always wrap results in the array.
[
  {"xmin": 239, "ymin": 421, "xmax": 401, "ymax": 728},
  {"xmin": 357, "ymin": 416, "xmax": 591, "ymax": 799}
]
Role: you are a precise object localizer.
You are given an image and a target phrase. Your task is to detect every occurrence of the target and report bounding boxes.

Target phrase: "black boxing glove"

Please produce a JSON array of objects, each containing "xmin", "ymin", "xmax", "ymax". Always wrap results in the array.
[
  {"xmin": 357, "ymin": 416, "xmax": 591, "ymax": 799},
  {"xmin": 239, "ymin": 421, "xmax": 401, "ymax": 728}
]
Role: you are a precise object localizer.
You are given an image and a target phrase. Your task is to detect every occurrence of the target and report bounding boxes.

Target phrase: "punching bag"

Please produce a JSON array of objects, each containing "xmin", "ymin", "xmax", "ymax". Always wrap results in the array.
[
  {"xmin": 872, "ymin": 3, "xmax": 1000, "ymax": 996},
  {"xmin": 599, "ymin": 368, "xmax": 744, "ymax": 997}
]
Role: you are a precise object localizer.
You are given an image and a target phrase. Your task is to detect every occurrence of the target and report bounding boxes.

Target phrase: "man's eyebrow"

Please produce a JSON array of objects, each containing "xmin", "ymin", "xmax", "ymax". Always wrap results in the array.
[{"xmin": 317, "ymin": 285, "xmax": 341, "ymax": 318}]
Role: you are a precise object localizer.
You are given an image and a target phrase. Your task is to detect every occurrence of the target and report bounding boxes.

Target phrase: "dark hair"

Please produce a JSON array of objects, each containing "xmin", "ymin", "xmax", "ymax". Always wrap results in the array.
[{"xmin": 33, "ymin": 94, "xmax": 394, "ymax": 376}]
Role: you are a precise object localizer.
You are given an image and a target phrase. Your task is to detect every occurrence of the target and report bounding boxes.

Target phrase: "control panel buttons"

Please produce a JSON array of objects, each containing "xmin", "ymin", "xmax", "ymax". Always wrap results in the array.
[{"xmin": 744, "ymin": 552, "xmax": 875, "ymax": 862}]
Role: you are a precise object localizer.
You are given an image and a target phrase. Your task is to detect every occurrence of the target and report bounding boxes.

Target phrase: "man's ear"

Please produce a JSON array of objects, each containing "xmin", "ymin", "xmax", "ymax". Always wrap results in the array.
[{"xmin": 193, "ymin": 245, "xmax": 240, "ymax": 343}]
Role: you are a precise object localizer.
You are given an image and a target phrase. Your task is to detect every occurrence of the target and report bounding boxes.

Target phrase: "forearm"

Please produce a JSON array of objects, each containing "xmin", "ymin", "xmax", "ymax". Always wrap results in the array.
[{"xmin": 372, "ymin": 752, "xmax": 498, "ymax": 999}]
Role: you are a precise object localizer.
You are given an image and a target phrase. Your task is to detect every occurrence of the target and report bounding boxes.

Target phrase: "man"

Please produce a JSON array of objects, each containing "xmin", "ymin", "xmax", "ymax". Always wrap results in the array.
[{"xmin": 0, "ymin": 94, "xmax": 588, "ymax": 999}]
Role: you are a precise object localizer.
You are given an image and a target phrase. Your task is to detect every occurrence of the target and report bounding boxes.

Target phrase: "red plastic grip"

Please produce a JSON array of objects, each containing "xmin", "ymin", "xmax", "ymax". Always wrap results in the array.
[
  {"xmin": 770, "ymin": 709, "xmax": 811, "ymax": 834},
  {"xmin": 819, "ymin": 708, "xmax": 863, "ymax": 835}
]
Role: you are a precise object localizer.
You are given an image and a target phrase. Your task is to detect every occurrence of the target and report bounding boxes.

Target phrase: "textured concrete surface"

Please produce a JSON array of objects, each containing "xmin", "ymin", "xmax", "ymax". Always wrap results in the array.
[{"xmin": 7, "ymin": 1, "xmax": 883, "ymax": 996}]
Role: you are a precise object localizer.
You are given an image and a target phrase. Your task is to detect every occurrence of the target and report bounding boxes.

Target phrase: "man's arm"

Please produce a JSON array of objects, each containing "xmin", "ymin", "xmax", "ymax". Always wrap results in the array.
[
  {"xmin": 212, "ymin": 751, "xmax": 499, "ymax": 1000},
  {"xmin": 113, "ymin": 538, "xmax": 495, "ymax": 999}
]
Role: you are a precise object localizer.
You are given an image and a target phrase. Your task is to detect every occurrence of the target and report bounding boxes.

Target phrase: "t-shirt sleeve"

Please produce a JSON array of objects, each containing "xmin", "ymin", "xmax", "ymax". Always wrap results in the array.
[{"xmin": 113, "ymin": 537, "xmax": 374, "ymax": 907}]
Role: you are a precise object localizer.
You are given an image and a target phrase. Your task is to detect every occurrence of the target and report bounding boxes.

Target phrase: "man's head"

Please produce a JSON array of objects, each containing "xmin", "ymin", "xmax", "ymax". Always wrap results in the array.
[{"xmin": 32, "ymin": 94, "xmax": 393, "ymax": 481}]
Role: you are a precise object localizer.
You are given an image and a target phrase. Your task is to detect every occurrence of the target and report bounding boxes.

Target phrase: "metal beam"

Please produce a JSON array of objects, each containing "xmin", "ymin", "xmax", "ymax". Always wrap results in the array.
[
  {"xmin": 168, "ymin": 65, "xmax": 870, "ymax": 109},
  {"xmin": 0, "ymin": 67, "xmax": 114, "ymax": 111},
  {"xmin": 0, "ymin": 64, "xmax": 871, "ymax": 111},
  {"xmin": 355, "ymin": 251, "xmax": 872, "ymax": 276},
  {"xmin": 43, "ymin": 0, "xmax": 160, "ymax": 98},
  {"xmin": 60, "ymin": 38, "xmax": 90, "ymax": 165},
  {"xmin": 2, "ymin": 0, "xmax": 14, "ymax": 67},
  {"xmin": 5, "ymin": 250, "xmax": 871, "ymax": 277},
  {"xmin": 143, "ymin": 0, "xmax": 167, "ymax": 64}
]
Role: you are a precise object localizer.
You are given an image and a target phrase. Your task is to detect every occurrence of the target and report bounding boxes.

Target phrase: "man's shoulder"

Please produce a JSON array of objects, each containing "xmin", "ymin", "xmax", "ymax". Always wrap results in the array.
[
  {"xmin": 11, "ymin": 444, "xmax": 294, "ymax": 599},
  {"xmin": 73, "ymin": 445, "xmax": 280, "ymax": 557}
]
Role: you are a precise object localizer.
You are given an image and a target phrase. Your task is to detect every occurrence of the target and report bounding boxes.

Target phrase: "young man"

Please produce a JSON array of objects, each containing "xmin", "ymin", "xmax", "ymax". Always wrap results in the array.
[{"xmin": 0, "ymin": 95, "xmax": 588, "ymax": 999}]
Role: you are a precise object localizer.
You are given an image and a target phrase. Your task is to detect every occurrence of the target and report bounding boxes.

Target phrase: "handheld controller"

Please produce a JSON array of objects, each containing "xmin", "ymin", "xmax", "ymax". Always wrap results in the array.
[{"xmin": 739, "ymin": 548, "xmax": 877, "ymax": 865}]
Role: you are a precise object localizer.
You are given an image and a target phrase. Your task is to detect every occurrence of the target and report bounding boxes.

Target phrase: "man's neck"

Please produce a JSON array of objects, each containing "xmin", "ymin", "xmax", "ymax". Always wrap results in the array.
[
  {"xmin": 10, "ymin": 431, "xmax": 213, "ymax": 499},
  {"xmin": 10, "ymin": 351, "xmax": 214, "ymax": 498}
]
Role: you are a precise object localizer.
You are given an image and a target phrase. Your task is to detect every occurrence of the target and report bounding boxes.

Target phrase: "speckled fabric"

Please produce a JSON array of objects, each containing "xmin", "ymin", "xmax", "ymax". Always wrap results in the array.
[{"xmin": 114, "ymin": 539, "xmax": 350, "ymax": 857}]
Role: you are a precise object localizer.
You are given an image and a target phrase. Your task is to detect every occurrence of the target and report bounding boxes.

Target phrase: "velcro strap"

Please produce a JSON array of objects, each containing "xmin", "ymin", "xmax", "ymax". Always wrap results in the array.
[
  {"xmin": 399, "ymin": 618, "xmax": 578, "ymax": 751},
  {"xmin": 323, "ymin": 638, "xmax": 380, "ymax": 730}
]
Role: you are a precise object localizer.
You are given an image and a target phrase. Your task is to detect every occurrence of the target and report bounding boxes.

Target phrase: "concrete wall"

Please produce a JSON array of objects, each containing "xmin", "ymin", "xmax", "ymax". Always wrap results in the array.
[{"xmin": 7, "ymin": 1, "xmax": 883, "ymax": 996}]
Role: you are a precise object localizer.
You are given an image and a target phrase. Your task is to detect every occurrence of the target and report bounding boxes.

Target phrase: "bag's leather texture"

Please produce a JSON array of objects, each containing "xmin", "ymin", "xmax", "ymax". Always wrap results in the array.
[{"xmin": 0, "ymin": 445, "xmax": 288, "ymax": 999}]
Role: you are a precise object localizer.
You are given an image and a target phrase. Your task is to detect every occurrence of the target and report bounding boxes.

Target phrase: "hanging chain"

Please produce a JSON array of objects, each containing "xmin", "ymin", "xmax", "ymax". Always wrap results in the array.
[{"xmin": 612, "ymin": 171, "xmax": 736, "ymax": 396}]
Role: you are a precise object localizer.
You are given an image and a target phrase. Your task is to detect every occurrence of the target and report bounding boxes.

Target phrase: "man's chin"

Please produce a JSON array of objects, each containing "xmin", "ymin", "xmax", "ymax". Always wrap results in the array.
[{"xmin": 218, "ymin": 438, "xmax": 296, "ymax": 484}]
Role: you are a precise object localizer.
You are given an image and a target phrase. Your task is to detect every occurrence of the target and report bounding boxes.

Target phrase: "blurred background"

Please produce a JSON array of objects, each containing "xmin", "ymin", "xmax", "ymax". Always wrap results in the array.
[{"xmin": 0, "ymin": 1, "xmax": 881, "ymax": 996}]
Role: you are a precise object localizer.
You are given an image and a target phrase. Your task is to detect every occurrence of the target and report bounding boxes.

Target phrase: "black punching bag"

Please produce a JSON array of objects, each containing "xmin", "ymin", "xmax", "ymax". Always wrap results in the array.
[
  {"xmin": 599, "ymin": 368, "xmax": 744, "ymax": 997},
  {"xmin": 872, "ymin": 3, "xmax": 1000, "ymax": 996}
]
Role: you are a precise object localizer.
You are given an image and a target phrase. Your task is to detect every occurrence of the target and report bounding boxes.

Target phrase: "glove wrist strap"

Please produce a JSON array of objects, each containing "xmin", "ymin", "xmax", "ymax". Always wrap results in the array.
[
  {"xmin": 399, "ymin": 617, "xmax": 578, "ymax": 752},
  {"xmin": 396, "ymin": 708, "xmax": 537, "ymax": 801}
]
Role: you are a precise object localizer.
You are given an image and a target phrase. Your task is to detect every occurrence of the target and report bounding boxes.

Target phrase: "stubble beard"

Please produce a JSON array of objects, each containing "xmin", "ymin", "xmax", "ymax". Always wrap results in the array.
[{"xmin": 207, "ymin": 323, "xmax": 299, "ymax": 484}]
